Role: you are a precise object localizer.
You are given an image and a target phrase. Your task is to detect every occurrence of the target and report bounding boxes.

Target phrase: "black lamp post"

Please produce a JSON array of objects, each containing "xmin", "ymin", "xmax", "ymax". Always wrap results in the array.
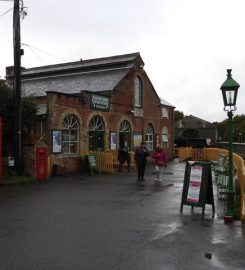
[{"xmin": 220, "ymin": 69, "xmax": 240, "ymax": 221}]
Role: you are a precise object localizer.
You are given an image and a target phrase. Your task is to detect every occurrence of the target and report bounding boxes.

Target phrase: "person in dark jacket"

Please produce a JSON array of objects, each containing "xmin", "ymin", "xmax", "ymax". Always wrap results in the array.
[
  {"xmin": 134, "ymin": 141, "xmax": 149, "ymax": 182},
  {"xmin": 118, "ymin": 147, "xmax": 130, "ymax": 172}
]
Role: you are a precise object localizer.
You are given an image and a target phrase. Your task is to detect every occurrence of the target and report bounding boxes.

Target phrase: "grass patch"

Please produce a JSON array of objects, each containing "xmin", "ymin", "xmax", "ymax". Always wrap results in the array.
[{"xmin": 1, "ymin": 170, "xmax": 37, "ymax": 185}]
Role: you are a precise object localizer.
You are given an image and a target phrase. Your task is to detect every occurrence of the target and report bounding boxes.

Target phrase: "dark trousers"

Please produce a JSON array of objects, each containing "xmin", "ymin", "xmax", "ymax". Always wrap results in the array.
[
  {"xmin": 118, "ymin": 159, "xmax": 130, "ymax": 172},
  {"xmin": 137, "ymin": 163, "xmax": 146, "ymax": 179}
]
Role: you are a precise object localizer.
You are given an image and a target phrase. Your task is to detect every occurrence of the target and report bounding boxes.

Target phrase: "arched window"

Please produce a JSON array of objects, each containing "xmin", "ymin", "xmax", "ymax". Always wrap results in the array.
[
  {"xmin": 62, "ymin": 114, "xmax": 79, "ymax": 154},
  {"xmin": 119, "ymin": 120, "xmax": 131, "ymax": 149},
  {"xmin": 120, "ymin": 120, "xmax": 131, "ymax": 132},
  {"xmin": 89, "ymin": 116, "xmax": 105, "ymax": 151},
  {"xmin": 145, "ymin": 123, "xmax": 154, "ymax": 151},
  {"xmin": 134, "ymin": 76, "xmax": 142, "ymax": 107},
  {"xmin": 162, "ymin": 126, "xmax": 169, "ymax": 149}
]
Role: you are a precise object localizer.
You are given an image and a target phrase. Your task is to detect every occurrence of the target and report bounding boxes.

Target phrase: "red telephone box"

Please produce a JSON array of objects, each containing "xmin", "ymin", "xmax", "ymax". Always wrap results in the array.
[{"xmin": 36, "ymin": 147, "xmax": 47, "ymax": 181}]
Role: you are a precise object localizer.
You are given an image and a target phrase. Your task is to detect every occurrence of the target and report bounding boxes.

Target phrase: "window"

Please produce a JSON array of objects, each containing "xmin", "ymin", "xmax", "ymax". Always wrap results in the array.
[
  {"xmin": 89, "ymin": 116, "xmax": 104, "ymax": 131},
  {"xmin": 134, "ymin": 76, "xmax": 142, "ymax": 107},
  {"xmin": 89, "ymin": 116, "xmax": 105, "ymax": 151},
  {"xmin": 162, "ymin": 107, "xmax": 169, "ymax": 118},
  {"xmin": 145, "ymin": 124, "xmax": 154, "ymax": 151},
  {"xmin": 162, "ymin": 127, "xmax": 168, "ymax": 148},
  {"xmin": 119, "ymin": 120, "xmax": 131, "ymax": 148},
  {"xmin": 119, "ymin": 120, "xmax": 131, "ymax": 132},
  {"xmin": 62, "ymin": 114, "xmax": 79, "ymax": 154}
]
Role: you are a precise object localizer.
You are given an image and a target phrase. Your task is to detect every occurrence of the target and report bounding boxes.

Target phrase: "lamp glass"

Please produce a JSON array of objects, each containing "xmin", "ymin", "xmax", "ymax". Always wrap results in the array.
[
  {"xmin": 222, "ymin": 88, "xmax": 237, "ymax": 107},
  {"xmin": 225, "ymin": 90, "xmax": 235, "ymax": 106}
]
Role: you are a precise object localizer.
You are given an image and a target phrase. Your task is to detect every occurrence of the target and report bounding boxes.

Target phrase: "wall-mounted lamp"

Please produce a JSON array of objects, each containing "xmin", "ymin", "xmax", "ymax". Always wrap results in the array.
[{"xmin": 128, "ymin": 109, "xmax": 135, "ymax": 114}]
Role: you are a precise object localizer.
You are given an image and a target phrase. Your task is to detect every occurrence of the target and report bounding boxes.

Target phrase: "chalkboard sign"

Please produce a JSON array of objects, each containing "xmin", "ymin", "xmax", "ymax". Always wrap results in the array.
[
  {"xmin": 86, "ymin": 154, "xmax": 101, "ymax": 175},
  {"xmin": 87, "ymin": 155, "xmax": 96, "ymax": 167},
  {"xmin": 180, "ymin": 161, "xmax": 215, "ymax": 218}
]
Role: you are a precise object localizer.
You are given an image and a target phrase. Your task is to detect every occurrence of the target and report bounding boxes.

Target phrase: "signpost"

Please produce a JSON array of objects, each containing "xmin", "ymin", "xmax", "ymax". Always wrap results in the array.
[{"xmin": 180, "ymin": 161, "xmax": 215, "ymax": 218}]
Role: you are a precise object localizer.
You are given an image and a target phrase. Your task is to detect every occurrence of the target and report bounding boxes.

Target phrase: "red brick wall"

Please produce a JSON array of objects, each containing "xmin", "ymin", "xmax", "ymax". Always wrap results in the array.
[{"xmin": 34, "ymin": 68, "xmax": 174, "ymax": 174}]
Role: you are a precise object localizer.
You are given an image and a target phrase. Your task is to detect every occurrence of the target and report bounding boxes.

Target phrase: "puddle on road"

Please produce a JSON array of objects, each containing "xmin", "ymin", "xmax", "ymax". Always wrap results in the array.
[
  {"xmin": 151, "ymin": 223, "xmax": 181, "ymax": 240},
  {"xmin": 211, "ymin": 238, "xmax": 226, "ymax": 245}
]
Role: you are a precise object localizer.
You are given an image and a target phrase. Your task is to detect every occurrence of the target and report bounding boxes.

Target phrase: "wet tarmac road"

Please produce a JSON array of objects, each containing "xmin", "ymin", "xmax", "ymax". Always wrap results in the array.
[{"xmin": 0, "ymin": 159, "xmax": 244, "ymax": 270}]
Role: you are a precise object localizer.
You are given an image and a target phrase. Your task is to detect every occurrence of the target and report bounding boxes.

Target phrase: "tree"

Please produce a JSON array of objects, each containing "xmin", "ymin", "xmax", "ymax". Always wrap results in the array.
[
  {"xmin": 0, "ymin": 80, "xmax": 14, "ymax": 155},
  {"xmin": 217, "ymin": 114, "xmax": 245, "ymax": 142},
  {"xmin": 233, "ymin": 114, "xmax": 245, "ymax": 142},
  {"xmin": 0, "ymin": 79, "xmax": 37, "ymax": 156},
  {"xmin": 174, "ymin": 110, "xmax": 184, "ymax": 122}
]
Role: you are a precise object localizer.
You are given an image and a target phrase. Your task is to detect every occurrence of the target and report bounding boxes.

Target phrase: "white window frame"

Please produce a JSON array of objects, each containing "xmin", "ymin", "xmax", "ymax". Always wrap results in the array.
[
  {"xmin": 134, "ymin": 76, "xmax": 142, "ymax": 108},
  {"xmin": 162, "ymin": 126, "xmax": 169, "ymax": 149},
  {"xmin": 119, "ymin": 120, "xmax": 131, "ymax": 133},
  {"xmin": 145, "ymin": 124, "xmax": 154, "ymax": 151},
  {"xmin": 162, "ymin": 107, "xmax": 169, "ymax": 118},
  {"xmin": 62, "ymin": 114, "xmax": 79, "ymax": 154},
  {"xmin": 89, "ymin": 116, "xmax": 104, "ymax": 131}
]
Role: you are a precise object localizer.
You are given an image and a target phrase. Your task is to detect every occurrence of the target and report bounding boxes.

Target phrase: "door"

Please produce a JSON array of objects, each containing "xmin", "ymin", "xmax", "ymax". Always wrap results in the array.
[
  {"xmin": 89, "ymin": 131, "xmax": 104, "ymax": 151},
  {"xmin": 119, "ymin": 133, "xmax": 131, "ymax": 149}
]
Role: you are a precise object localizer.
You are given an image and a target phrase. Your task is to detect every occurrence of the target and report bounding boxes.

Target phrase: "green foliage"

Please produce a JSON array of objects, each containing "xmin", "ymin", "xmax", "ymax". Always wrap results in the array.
[
  {"xmin": 22, "ymin": 96, "xmax": 37, "ymax": 134},
  {"xmin": 2, "ymin": 172, "xmax": 37, "ymax": 185},
  {"xmin": 174, "ymin": 110, "xmax": 184, "ymax": 122},
  {"xmin": 0, "ymin": 80, "xmax": 14, "ymax": 154},
  {"xmin": 0, "ymin": 79, "xmax": 37, "ymax": 155},
  {"xmin": 217, "ymin": 114, "xmax": 245, "ymax": 142}
]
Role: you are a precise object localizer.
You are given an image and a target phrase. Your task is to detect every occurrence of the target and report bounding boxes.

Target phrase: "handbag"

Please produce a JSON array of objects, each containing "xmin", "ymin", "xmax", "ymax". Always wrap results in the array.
[{"xmin": 156, "ymin": 160, "xmax": 164, "ymax": 166}]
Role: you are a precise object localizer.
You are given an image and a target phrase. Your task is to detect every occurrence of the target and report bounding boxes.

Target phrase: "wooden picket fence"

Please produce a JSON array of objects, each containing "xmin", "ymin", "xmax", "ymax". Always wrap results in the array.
[
  {"xmin": 106, "ymin": 150, "xmax": 136, "ymax": 171},
  {"xmin": 88, "ymin": 150, "xmax": 114, "ymax": 174},
  {"xmin": 84, "ymin": 150, "xmax": 136, "ymax": 174}
]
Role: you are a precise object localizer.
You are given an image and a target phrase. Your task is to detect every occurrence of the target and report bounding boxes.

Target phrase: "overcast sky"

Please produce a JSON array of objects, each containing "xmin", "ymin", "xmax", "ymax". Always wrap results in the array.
[{"xmin": 1, "ymin": 0, "xmax": 244, "ymax": 122}]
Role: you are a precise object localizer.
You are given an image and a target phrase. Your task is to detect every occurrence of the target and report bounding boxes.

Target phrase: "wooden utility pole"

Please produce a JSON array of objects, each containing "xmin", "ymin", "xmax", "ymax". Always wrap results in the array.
[{"xmin": 13, "ymin": 0, "xmax": 22, "ymax": 175}]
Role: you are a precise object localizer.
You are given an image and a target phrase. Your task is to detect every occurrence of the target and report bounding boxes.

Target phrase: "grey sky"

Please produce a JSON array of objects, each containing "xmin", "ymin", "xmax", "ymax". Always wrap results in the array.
[{"xmin": 1, "ymin": 0, "xmax": 244, "ymax": 122}]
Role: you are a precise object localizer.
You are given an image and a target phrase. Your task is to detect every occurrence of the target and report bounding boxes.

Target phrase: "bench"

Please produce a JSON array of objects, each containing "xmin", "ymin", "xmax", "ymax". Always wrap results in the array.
[{"xmin": 212, "ymin": 154, "xmax": 236, "ymax": 200}]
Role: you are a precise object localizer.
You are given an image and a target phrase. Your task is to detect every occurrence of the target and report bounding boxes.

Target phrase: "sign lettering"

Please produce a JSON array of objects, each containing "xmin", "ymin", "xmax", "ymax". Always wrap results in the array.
[{"xmin": 91, "ymin": 94, "xmax": 110, "ymax": 111}]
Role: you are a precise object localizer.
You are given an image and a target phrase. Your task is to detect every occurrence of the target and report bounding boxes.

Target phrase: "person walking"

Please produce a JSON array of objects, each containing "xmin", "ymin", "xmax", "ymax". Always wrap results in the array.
[
  {"xmin": 134, "ymin": 141, "xmax": 149, "ymax": 182},
  {"xmin": 151, "ymin": 144, "xmax": 167, "ymax": 181},
  {"xmin": 118, "ymin": 147, "xmax": 131, "ymax": 172}
]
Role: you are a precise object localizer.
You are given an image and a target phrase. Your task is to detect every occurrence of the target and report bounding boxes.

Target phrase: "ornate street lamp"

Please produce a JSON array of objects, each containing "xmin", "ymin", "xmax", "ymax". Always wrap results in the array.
[{"xmin": 220, "ymin": 69, "xmax": 240, "ymax": 221}]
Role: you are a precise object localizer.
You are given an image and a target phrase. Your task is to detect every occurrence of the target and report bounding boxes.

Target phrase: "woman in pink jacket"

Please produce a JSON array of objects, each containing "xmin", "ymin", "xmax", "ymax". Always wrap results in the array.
[{"xmin": 151, "ymin": 144, "xmax": 167, "ymax": 181}]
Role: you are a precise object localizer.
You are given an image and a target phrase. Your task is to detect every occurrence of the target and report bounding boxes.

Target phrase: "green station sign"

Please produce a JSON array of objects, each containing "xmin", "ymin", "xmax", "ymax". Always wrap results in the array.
[{"xmin": 90, "ymin": 94, "xmax": 110, "ymax": 111}]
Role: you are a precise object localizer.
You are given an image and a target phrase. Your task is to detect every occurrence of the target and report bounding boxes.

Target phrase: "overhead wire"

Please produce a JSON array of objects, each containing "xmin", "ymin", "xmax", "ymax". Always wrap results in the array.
[
  {"xmin": 0, "ymin": 0, "xmax": 26, "ymax": 19},
  {"xmin": 0, "ymin": 6, "xmax": 13, "ymax": 18},
  {"xmin": 22, "ymin": 44, "xmax": 47, "ymax": 65},
  {"xmin": 1, "ymin": 0, "xmax": 69, "ymax": 65},
  {"xmin": 21, "ymin": 43, "xmax": 70, "ymax": 64}
]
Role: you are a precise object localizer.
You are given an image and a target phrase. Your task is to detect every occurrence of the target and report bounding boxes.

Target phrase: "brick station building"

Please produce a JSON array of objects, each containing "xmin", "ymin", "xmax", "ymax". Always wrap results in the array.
[{"xmin": 6, "ymin": 52, "xmax": 175, "ymax": 175}]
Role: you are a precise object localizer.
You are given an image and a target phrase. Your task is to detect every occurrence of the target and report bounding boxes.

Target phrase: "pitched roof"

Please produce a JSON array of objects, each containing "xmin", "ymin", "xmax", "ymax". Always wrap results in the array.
[
  {"xmin": 22, "ymin": 67, "xmax": 132, "ymax": 96},
  {"xmin": 23, "ymin": 134, "xmax": 47, "ymax": 145},
  {"xmin": 175, "ymin": 115, "xmax": 216, "ymax": 129},
  {"xmin": 160, "ymin": 98, "xmax": 175, "ymax": 108},
  {"xmin": 17, "ymin": 52, "xmax": 142, "ymax": 97},
  {"xmin": 22, "ymin": 52, "xmax": 142, "ymax": 76}
]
